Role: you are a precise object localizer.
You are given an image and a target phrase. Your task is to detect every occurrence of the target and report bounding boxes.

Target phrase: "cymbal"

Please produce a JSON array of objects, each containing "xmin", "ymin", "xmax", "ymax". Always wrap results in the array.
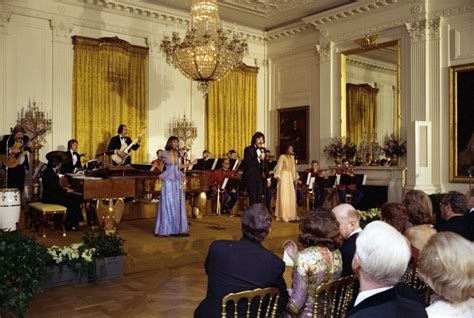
[{"xmin": 46, "ymin": 151, "xmax": 70, "ymax": 163}]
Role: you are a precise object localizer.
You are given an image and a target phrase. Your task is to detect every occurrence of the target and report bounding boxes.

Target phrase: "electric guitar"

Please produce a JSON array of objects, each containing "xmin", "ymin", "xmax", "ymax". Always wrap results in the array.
[
  {"xmin": 111, "ymin": 128, "xmax": 147, "ymax": 165},
  {"xmin": 0, "ymin": 134, "xmax": 39, "ymax": 168}
]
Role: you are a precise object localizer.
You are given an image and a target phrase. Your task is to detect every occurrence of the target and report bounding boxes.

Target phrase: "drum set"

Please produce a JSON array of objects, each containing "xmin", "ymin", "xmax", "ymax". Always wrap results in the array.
[{"xmin": 0, "ymin": 188, "xmax": 21, "ymax": 231}]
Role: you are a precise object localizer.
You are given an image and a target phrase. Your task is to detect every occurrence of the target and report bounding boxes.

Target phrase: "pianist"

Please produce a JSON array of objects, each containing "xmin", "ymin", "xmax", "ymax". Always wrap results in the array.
[{"xmin": 42, "ymin": 152, "xmax": 83, "ymax": 231}]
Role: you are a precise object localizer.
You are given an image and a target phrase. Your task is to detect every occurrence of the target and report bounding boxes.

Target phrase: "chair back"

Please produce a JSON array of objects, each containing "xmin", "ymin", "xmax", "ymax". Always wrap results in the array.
[
  {"xmin": 221, "ymin": 287, "xmax": 280, "ymax": 318},
  {"xmin": 313, "ymin": 275, "xmax": 356, "ymax": 318},
  {"xmin": 400, "ymin": 262, "xmax": 431, "ymax": 304}
]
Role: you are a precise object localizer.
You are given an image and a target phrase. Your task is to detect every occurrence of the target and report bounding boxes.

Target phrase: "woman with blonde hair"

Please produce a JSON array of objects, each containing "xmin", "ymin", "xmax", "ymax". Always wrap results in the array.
[
  {"xmin": 403, "ymin": 190, "xmax": 436, "ymax": 256},
  {"xmin": 418, "ymin": 232, "xmax": 474, "ymax": 317}
]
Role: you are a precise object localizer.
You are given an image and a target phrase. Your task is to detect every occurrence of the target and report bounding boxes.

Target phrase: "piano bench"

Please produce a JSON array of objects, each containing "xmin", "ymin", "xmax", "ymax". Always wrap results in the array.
[{"xmin": 28, "ymin": 202, "xmax": 67, "ymax": 238}]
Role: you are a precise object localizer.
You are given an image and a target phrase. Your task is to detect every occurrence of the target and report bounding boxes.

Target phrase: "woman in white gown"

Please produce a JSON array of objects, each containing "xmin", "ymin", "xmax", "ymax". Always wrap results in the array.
[{"xmin": 274, "ymin": 144, "xmax": 298, "ymax": 222}]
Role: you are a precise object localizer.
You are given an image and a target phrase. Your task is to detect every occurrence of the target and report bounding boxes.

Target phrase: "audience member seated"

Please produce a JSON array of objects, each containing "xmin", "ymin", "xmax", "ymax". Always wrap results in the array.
[
  {"xmin": 467, "ymin": 188, "xmax": 474, "ymax": 230},
  {"xmin": 283, "ymin": 209, "xmax": 343, "ymax": 317},
  {"xmin": 435, "ymin": 191, "xmax": 473, "ymax": 241},
  {"xmin": 335, "ymin": 159, "xmax": 364, "ymax": 209},
  {"xmin": 347, "ymin": 221, "xmax": 427, "ymax": 318},
  {"xmin": 305, "ymin": 160, "xmax": 329, "ymax": 208},
  {"xmin": 418, "ymin": 232, "xmax": 474, "ymax": 317},
  {"xmin": 194, "ymin": 204, "xmax": 288, "ymax": 318},
  {"xmin": 403, "ymin": 190, "xmax": 437, "ymax": 257},
  {"xmin": 209, "ymin": 158, "xmax": 239, "ymax": 215},
  {"xmin": 332, "ymin": 203, "xmax": 361, "ymax": 277},
  {"xmin": 42, "ymin": 155, "xmax": 83, "ymax": 231},
  {"xmin": 381, "ymin": 202, "xmax": 409, "ymax": 233}
]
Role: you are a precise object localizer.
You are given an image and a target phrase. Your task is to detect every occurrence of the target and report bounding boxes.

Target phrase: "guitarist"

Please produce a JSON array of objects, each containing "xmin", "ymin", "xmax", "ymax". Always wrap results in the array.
[
  {"xmin": 107, "ymin": 124, "xmax": 140, "ymax": 165},
  {"xmin": 0, "ymin": 125, "xmax": 33, "ymax": 190}
]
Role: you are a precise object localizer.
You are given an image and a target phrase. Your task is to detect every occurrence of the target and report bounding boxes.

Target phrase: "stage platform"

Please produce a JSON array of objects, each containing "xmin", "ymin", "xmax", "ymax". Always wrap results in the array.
[{"xmin": 24, "ymin": 214, "xmax": 300, "ymax": 274}]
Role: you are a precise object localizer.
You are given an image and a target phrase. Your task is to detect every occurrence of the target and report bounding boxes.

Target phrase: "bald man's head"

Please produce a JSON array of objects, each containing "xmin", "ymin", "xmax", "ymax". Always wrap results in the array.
[{"xmin": 332, "ymin": 203, "xmax": 360, "ymax": 238}]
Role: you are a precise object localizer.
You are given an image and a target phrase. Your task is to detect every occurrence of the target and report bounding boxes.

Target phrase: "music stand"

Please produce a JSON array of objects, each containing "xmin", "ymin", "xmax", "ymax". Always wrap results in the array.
[
  {"xmin": 96, "ymin": 150, "xmax": 114, "ymax": 166},
  {"xmin": 315, "ymin": 176, "xmax": 337, "ymax": 189},
  {"xmin": 339, "ymin": 174, "xmax": 364, "ymax": 187}
]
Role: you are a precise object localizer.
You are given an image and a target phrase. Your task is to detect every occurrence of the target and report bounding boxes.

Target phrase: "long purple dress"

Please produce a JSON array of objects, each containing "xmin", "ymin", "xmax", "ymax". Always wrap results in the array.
[{"xmin": 154, "ymin": 150, "xmax": 189, "ymax": 235}]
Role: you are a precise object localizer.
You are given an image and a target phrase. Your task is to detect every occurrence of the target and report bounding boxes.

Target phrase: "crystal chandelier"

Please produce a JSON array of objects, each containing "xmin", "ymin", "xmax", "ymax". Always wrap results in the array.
[{"xmin": 160, "ymin": 0, "xmax": 248, "ymax": 94}]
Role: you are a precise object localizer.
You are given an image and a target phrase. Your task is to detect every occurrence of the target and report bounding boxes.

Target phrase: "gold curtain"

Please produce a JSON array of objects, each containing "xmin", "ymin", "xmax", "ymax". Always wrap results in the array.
[
  {"xmin": 206, "ymin": 65, "xmax": 258, "ymax": 158},
  {"xmin": 72, "ymin": 36, "xmax": 148, "ymax": 164},
  {"xmin": 346, "ymin": 83, "xmax": 378, "ymax": 146}
]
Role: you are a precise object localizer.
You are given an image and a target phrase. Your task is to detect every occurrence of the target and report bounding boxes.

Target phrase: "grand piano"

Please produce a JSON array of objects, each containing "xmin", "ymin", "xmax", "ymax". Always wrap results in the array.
[{"xmin": 67, "ymin": 166, "xmax": 209, "ymax": 219}]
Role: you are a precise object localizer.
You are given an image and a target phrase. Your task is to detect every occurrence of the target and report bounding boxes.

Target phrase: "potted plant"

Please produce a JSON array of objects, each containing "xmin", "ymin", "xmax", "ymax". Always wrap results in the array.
[
  {"xmin": 383, "ymin": 134, "xmax": 407, "ymax": 165},
  {"xmin": 43, "ymin": 230, "xmax": 125, "ymax": 288},
  {"xmin": 357, "ymin": 208, "xmax": 381, "ymax": 228},
  {"xmin": 0, "ymin": 230, "xmax": 49, "ymax": 317},
  {"xmin": 323, "ymin": 137, "xmax": 344, "ymax": 165}
]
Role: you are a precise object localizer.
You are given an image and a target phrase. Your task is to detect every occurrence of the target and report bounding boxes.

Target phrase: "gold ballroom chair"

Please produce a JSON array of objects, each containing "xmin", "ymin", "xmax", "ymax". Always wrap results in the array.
[
  {"xmin": 400, "ymin": 262, "xmax": 431, "ymax": 304},
  {"xmin": 221, "ymin": 287, "xmax": 280, "ymax": 318},
  {"xmin": 313, "ymin": 275, "xmax": 356, "ymax": 318}
]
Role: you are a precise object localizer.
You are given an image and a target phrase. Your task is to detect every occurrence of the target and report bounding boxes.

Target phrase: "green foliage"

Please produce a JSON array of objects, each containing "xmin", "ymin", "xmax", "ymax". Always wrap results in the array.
[
  {"xmin": 357, "ymin": 208, "xmax": 381, "ymax": 228},
  {"xmin": 82, "ymin": 230, "xmax": 125, "ymax": 258},
  {"xmin": 0, "ymin": 230, "xmax": 49, "ymax": 317}
]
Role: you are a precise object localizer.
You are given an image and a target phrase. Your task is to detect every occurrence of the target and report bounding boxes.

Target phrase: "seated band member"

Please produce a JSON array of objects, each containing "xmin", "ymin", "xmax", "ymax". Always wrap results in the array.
[
  {"xmin": 336, "ymin": 159, "xmax": 363, "ymax": 208},
  {"xmin": 228, "ymin": 149, "xmax": 239, "ymax": 160},
  {"xmin": 210, "ymin": 158, "xmax": 239, "ymax": 214},
  {"xmin": 107, "ymin": 124, "xmax": 140, "ymax": 165},
  {"xmin": 0, "ymin": 125, "xmax": 34, "ymax": 190},
  {"xmin": 60, "ymin": 139, "xmax": 82, "ymax": 174},
  {"xmin": 304, "ymin": 160, "xmax": 329, "ymax": 209},
  {"xmin": 42, "ymin": 153, "xmax": 83, "ymax": 231},
  {"xmin": 151, "ymin": 149, "xmax": 164, "ymax": 172}
]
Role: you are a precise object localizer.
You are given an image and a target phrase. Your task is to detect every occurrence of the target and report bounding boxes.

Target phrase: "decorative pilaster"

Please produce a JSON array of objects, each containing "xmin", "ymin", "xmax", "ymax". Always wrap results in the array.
[
  {"xmin": 50, "ymin": 19, "xmax": 74, "ymax": 150},
  {"xmin": 427, "ymin": 18, "xmax": 441, "ymax": 191},
  {"xmin": 405, "ymin": 20, "xmax": 428, "ymax": 122},
  {"xmin": 0, "ymin": 12, "xmax": 11, "ymax": 132}
]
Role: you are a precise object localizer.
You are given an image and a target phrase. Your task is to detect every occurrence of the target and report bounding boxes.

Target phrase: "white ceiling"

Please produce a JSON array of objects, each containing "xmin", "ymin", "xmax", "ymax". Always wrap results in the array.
[{"xmin": 137, "ymin": 0, "xmax": 354, "ymax": 31}]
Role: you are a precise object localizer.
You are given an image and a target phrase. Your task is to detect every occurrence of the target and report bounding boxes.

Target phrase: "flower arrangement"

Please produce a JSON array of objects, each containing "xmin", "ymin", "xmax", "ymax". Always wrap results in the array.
[
  {"xmin": 343, "ymin": 141, "xmax": 358, "ymax": 158},
  {"xmin": 47, "ymin": 243, "xmax": 96, "ymax": 265},
  {"xmin": 383, "ymin": 134, "xmax": 407, "ymax": 157},
  {"xmin": 323, "ymin": 137, "xmax": 344, "ymax": 159},
  {"xmin": 357, "ymin": 208, "xmax": 381, "ymax": 228}
]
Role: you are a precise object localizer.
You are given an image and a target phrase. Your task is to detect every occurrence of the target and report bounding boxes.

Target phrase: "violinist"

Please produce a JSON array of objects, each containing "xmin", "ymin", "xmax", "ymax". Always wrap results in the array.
[
  {"xmin": 151, "ymin": 149, "xmax": 164, "ymax": 172},
  {"xmin": 210, "ymin": 158, "xmax": 239, "ymax": 215},
  {"xmin": 305, "ymin": 160, "xmax": 329, "ymax": 208},
  {"xmin": 335, "ymin": 158, "xmax": 364, "ymax": 208},
  {"xmin": 0, "ymin": 125, "xmax": 33, "ymax": 190}
]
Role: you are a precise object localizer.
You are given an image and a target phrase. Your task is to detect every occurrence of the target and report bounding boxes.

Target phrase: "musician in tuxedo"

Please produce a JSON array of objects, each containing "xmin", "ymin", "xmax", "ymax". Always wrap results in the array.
[
  {"xmin": 243, "ymin": 132, "xmax": 266, "ymax": 205},
  {"xmin": 60, "ymin": 139, "xmax": 83, "ymax": 174},
  {"xmin": 194, "ymin": 204, "xmax": 288, "ymax": 318},
  {"xmin": 305, "ymin": 160, "xmax": 329, "ymax": 208},
  {"xmin": 210, "ymin": 158, "xmax": 239, "ymax": 214},
  {"xmin": 336, "ymin": 159, "xmax": 364, "ymax": 208},
  {"xmin": 42, "ymin": 153, "xmax": 83, "ymax": 231},
  {"xmin": 195, "ymin": 149, "xmax": 212, "ymax": 170},
  {"xmin": 0, "ymin": 125, "xmax": 33, "ymax": 190},
  {"xmin": 107, "ymin": 124, "xmax": 140, "ymax": 165}
]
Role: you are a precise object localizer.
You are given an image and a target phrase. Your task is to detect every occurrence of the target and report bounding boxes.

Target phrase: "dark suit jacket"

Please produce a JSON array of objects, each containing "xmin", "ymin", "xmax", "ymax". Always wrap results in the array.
[
  {"xmin": 0, "ymin": 134, "xmax": 33, "ymax": 169},
  {"xmin": 60, "ymin": 151, "xmax": 82, "ymax": 174},
  {"xmin": 340, "ymin": 232, "xmax": 359, "ymax": 277},
  {"xmin": 194, "ymin": 237, "xmax": 288, "ymax": 318},
  {"xmin": 42, "ymin": 165, "xmax": 67, "ymax": 203},
  {"xmin": 435, "ymin": 215, "xmax": 473, "ymax": 241},
  {"xmin": 107, "ymin": 135, "xmax": 140, "ymax": 165},
  {"xmin": 243, "ymin": 145, "xmax": 263, "ymax": 185},
  {"xmin": 348, "ymin": 288, "xmax": 427, "ymax": 318}
]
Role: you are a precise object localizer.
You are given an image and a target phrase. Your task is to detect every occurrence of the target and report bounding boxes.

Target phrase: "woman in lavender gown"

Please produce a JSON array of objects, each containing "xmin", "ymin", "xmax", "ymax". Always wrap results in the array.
[{"xmin": 154, "ymin": 136, "xmax": 195, "ymax": 237}]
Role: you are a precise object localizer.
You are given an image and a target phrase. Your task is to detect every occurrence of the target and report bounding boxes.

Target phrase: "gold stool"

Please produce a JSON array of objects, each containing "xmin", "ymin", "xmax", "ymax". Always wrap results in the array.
[{"xmin": 29, "ymin": 202, "xmax": 67, "ymax": 238}]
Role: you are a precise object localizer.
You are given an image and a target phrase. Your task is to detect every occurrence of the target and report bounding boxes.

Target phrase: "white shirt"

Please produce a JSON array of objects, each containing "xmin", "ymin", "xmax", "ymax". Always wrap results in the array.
[
  {"xmin": 70, "ymin": 149, "xmax": 78, "ymax": 166},
  {"xmin": 120, "ymin": 136, "xmax": 127, "ymax": 146},
  {"xmin": 256, "ymin": 146, "xmax": 261, "ymax": 163},
  {"xmin": 426, "ymin": 298, "xmax": 474, "ymax": 318},
  {"xmin": 347, "ymin": 227, "xmax": 362, "ymax": 239},
  {"xmin": 354, "ymin": 286, "xmax": 393, "ymax": 306}
]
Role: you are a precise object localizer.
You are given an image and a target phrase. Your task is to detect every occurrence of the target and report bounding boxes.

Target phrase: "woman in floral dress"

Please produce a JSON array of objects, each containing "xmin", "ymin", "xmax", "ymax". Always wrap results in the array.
[{"xmin": 284, "ymin": 209, "xmax": 343, "ymax": 317}]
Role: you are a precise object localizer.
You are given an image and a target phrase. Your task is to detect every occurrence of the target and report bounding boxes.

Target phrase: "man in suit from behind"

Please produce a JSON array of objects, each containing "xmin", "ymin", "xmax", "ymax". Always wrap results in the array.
[
  {"xmin": 332, "ymin": 203, "xmax": 362, "ymax": 277},
  {"xmin": 194, "ymin": 204, "xmax": 288, "ymax": 318},
  {"xmin": 436, "ymin": 191, "xmax": 473, "ymax": 241},
  {"xmin": 347, "ymin": 221, "xmax": 427, "ymax": 318},
  {"xmin": 243, "ymin": 132, "xmax": 266, "ymax": 205},
  {"xmin": 60, "ymin": 139, "xmax": 82, "ymax": 174},
  {"xmin": 107, "ymin": 124, "xmax": 140, "ymax": 165}
]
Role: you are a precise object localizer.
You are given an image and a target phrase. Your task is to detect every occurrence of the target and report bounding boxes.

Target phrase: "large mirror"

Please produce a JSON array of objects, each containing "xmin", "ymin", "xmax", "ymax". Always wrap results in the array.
[{"xmin": 341, "ymin": 40, "xmax": 400, "ymax": 149}]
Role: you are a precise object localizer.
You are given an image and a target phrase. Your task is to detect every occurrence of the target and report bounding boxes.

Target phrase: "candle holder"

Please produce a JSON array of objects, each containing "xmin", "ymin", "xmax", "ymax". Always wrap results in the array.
[{"xmin": 168, "ymin": 115, "xmax": 198, "ymax": 151}]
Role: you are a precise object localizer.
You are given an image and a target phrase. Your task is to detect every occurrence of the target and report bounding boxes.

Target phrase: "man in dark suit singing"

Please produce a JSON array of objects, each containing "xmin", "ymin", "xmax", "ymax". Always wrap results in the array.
[
  {"xmin": 194, "ymin": 204, "xmax": 288, "ymax": 318},
  {"xmin": 243, "ymin": 132, "xmax": 266, "ymax": 205},
  {"xmin": 347, "ymin": 221, "xmax": 427, "ymax": 318},
  {"xmin": 60, "ymin": 139, "xmax": 83, "ymax": 174},
  {"xmin": 107, "ymin": 124, "xmax": 140, "ymax": 165}
]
